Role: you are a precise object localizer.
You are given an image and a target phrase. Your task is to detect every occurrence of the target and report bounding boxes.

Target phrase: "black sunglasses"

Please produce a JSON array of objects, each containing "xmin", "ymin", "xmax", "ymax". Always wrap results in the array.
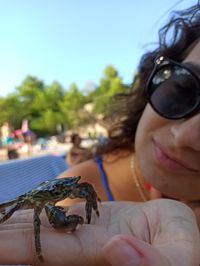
[{"xmin": 145, "ymin": 56, "xmax": 200, "ymax": 119}]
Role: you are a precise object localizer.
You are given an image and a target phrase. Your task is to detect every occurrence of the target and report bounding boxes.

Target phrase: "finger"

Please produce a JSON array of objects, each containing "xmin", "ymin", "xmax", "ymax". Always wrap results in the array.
[
  {"xmin": 128, "ymin": 235, "xmax": 200, "ymax": 266},
  {"xmin": 0, "ymin": 209, "xmax": 33, "ymax": 224},
  {"xmin": 103, "ymin": 234, "xmax": 200, "ymax": 266},
  {"xmin": 0, "ymin": 228, "xmax": 35, "ymax": 265},
  {"xmin": 0, "ymin": 226, "xmax": 78, "ymax": 265},
  {"xmin": 103, "ymin": 235, "xmax": 145, "ymax": 266},
  {"xmin": 0, "ymin": 209, "xmax": 51, "ymax": 227},
  {"xmin": 0, "ymin": 223, "xmax": 33, "ymax": 231},
  {"xmin": 144, "ymin": 200, "xmax": 200, "ymax": 266},
  {"xmin": 0, "ymin": 224, "xmax": 110, "ymax": 266},
  {"xmin": 102, "ymin": 235, "xmax": 169, "ymax": 266},
  {"xmin": 0, "ymin": 227, "xmax": 73, "ymax": 265}
]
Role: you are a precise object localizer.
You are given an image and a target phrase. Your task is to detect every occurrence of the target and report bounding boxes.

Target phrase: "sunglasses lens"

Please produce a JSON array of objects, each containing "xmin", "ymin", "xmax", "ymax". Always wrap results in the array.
[{"xmin": 148, "ymin": 65, "xmax": 200, "ymax": 119}]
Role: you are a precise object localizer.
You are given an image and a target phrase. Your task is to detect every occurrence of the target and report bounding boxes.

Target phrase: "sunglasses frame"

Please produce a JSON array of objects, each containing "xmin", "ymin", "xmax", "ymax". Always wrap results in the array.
[{"xmin": 145, "ymin": 56, "xmax": 200, "ymax": 119}]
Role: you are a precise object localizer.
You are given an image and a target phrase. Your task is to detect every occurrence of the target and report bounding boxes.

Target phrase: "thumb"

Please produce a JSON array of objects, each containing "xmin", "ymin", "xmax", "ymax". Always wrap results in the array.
[
  {"xmin": 102, "ymin": 235, "xmax": 144, "ymax": 266},
  {"xmin": 102, "ymin": 234, "xmax": 168, "ymax": 266}
]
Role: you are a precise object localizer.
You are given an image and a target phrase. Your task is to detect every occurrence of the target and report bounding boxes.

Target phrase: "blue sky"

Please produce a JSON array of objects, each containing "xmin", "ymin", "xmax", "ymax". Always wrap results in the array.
[{"xmin": 0, "ymin": 0, "xmax": 195, "ymax": 96}]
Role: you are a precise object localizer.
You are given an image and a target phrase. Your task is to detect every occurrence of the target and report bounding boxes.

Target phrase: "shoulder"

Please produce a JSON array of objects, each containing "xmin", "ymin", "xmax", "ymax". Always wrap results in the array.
[
  {"xmin": 102, "ymin": 149, "xmax": 131, "ymax": 163},
  {"xmin": 57, "ymin": 158, "xmax": 99, "ymax": 183}
]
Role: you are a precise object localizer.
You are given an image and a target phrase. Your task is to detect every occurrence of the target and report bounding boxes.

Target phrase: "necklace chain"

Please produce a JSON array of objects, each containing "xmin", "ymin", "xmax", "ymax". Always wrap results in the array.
[{"xmin": 130, "ymin": 154, "xmax": 148, "ymax": 201}]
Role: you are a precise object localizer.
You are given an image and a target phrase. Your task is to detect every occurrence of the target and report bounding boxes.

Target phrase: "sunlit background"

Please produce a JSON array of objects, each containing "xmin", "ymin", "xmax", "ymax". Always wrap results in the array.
[{"xmin": 0, "ymin": 0, "xmax": 195, "ymax": 96}]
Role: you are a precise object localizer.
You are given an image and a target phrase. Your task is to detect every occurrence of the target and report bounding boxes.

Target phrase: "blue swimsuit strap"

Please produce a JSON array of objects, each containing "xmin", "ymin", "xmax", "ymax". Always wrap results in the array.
[{"xmin": 94, "ymin": 155, "xmax": 114, "ymax": 201}]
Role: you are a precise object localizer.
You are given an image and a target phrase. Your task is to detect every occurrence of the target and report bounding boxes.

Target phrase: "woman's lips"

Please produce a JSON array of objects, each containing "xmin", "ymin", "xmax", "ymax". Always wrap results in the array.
[{"xmin": 153, "ymin": 140, "xmax": 197, "ymax": 172}]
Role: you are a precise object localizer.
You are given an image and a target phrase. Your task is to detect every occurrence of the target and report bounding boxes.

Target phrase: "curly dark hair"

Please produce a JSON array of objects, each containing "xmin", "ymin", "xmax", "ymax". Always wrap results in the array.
[{"xmin": 97, "ymin": 1, "xmax": 200, "ymax": 154}]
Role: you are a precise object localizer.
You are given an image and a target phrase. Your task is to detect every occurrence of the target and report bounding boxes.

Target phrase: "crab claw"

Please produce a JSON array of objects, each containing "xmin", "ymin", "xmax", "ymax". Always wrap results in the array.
[
  {"xmin": 45, "ymin": 203, "xmax": 84, "ymax": 231},
  {"xmin": 63, "ymin": 214, "xmax": 84, "ymax": 232},
  {"xmin": 69, "ymin": 182, "xmax": 100, "ymax": 224}
]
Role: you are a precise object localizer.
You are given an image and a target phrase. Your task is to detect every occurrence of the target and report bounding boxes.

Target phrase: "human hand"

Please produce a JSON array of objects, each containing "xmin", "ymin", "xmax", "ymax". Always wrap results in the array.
[
  {"xmin": 0, "ymin": 199, "xmax": 199, "ymax": 266},
  {"xmin": 182, "ymin": 200, "xmax": 200, "ymax": 231}
]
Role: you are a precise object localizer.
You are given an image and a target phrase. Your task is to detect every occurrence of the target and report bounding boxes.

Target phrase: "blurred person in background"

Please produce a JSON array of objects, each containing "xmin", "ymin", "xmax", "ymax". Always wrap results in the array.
[
  {"xmin": 7, "ymin": 146, "xmax": 19, "ymax": 160},
  {"xmin": 66, "ymin": 133, "xmax": 93, "ymax": 166}
]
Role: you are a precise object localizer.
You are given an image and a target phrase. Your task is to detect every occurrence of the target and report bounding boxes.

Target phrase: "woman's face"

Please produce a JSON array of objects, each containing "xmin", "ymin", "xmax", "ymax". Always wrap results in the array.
[{"xmin": 135, "ymin": 41, "xmax": 200, "ymax": 200}]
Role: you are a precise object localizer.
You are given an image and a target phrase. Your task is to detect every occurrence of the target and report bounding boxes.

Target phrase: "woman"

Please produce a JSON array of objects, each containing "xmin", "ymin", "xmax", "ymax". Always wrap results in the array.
[
  {"xmin": 0, "ymin": 3, "xmax": 200, "ymax": 265},
  {"xmin": 57, "ymin": 2, "xmax": 200, "ymax": 228},
  {"xmin": 66, "ymin": 133, "xmax": 93, "ymax": 166}
]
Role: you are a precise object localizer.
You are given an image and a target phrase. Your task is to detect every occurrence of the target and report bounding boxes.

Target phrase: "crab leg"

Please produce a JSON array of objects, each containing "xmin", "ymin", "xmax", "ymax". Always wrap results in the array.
[
  {"xmin": 33, "ymin": 205, "xmax": 44, "ymax": 262},
  {"xmin": 69, "ymin": 182, "xmax": 100, "ymax": 223},
  {"xmin": 0, "ymin": 198, "xmax": 20, "ymax": 210},
  {"xmin": 85, "ymin": 201, "xmax": 92, "ymax": 224},
  {"xmin": 0, "ymin": 202, "xmax": 22, "ymax": 223}
]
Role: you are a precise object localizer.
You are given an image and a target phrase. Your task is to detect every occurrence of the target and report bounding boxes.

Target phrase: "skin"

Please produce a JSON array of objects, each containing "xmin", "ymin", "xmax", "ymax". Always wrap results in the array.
[
  {"xmin": 135, "ymin": 41, "xmax": 200, "ymax": 201},
  {"xmin": 59, "ymin": 150, "xmax": 144, "ymax": 204},
  {"xmin": 0, "ymin": 199, "xmax": 199, "ymax": 266}
]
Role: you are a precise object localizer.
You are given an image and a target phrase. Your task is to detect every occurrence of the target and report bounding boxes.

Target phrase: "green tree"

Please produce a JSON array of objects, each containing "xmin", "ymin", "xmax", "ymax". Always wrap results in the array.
[
  {"xmin": 92, "ymin": 65, "xmax": 126, "ymax": 114},
  {"xmin": 30, "ymin": 81, "xmax": 65, "ymax": 135},
  {"xmin": 30, "ymin": 109, "xmax": 63, "ymax": 135},
  {"xmin": 0, "ymin": 94, "xmax": 25, "ymax": 129},
  {"xmin": 59, "ymin": 83, "xmax": 87, "ymax": 128},
  {"xmin": 16, "ymin": 75, "xmax": 45, "ymax": 119},
  {"xmin": 0, "ymin": 64, "xmax": 131, "ymax": 136}
]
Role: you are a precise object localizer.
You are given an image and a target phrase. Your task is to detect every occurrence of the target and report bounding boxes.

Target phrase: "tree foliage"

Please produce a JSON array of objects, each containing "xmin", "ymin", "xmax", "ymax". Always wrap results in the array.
[
  {"xmin": 0, "ymin": 64, "xmax": 130, "ymax": 136},
  {"xmin": 92, "ymin": 65, "xmax": 127, "ymax": 114}
]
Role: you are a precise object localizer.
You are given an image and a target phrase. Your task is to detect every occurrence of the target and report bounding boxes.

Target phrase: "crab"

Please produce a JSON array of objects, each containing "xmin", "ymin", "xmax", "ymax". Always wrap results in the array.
[{"xmin": 0, "ymin": 176, "xmax": 100, "ymax": 262}]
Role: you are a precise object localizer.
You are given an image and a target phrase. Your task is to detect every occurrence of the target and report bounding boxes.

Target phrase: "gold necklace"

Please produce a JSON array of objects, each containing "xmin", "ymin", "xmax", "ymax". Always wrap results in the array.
[{"xmin": 130, "ymin": 154, "xmax": 149, "ymax": 201}]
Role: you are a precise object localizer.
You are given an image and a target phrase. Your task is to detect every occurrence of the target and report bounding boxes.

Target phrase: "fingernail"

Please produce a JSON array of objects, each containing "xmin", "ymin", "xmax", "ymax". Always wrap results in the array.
[{"xmin": 105, "ymin": 238, "xmax": 142, "ymax": 266}]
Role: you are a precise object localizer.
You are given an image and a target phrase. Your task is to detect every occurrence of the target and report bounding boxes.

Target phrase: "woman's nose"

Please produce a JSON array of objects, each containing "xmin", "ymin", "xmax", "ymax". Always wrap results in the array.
[{"xmin": 170, "ymin": 114, "xmax": 200, "ymax": 150}]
